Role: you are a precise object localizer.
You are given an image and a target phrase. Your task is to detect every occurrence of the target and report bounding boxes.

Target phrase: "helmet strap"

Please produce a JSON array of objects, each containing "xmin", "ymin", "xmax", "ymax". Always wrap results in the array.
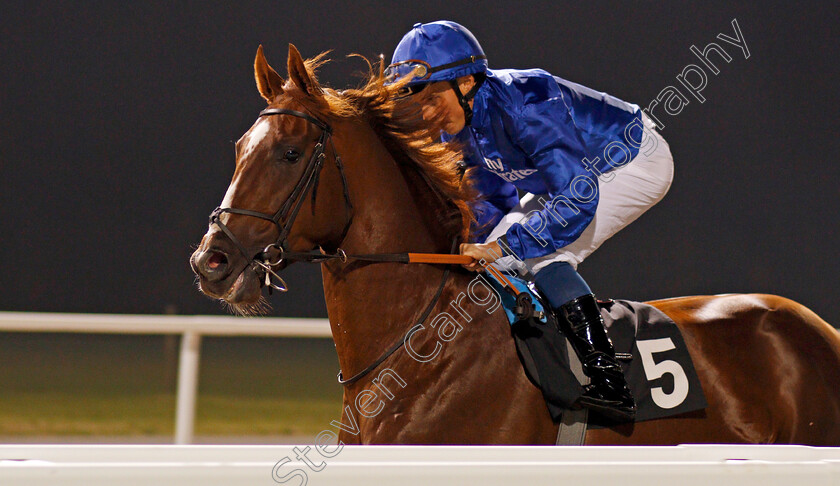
[{"xmin": 448, "ymin": 73, "xmax": 485, "ymax": 126}]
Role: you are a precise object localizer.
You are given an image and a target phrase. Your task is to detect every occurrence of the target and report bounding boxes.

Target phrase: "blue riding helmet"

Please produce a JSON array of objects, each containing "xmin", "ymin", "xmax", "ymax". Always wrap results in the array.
[
  {"xmin": 385, "ymin": 20, "xmax": 488, "ymax": 90},
  {"xmin": 386, "ymin": 21, "xmax": 488, "ymax": 124}
]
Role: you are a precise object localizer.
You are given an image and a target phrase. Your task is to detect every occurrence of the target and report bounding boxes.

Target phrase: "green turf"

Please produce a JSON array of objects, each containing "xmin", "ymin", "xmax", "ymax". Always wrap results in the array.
[{"xmin": 0, "ymin": 333, "xmax": 344, "ymax": 437}]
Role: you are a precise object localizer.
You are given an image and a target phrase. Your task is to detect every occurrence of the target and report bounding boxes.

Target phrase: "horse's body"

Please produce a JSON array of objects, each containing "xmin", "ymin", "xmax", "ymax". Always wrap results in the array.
[
  {"xmin": 338, "ymin": 289, "xmax": 840, "ymax": 445},
  {"xmin": 329, "ymin": 260, "xmax": 840, "ymax": 445},
  {"xmin": 191, "ymin": 45, "xmax": 840, "ymax": 445}
]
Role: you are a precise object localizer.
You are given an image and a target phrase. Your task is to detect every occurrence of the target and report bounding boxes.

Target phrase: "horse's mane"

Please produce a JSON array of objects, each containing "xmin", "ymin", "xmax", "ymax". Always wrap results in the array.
[{"xmin": 287, "ymin": 53, "xmax": 478, "ymax": 243}]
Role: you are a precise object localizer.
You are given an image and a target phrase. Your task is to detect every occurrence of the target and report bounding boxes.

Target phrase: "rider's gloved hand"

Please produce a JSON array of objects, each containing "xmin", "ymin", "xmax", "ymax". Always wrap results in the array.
[{"xmin": 458, "ymin": 240, "xmax": 503, "ymax": 272}]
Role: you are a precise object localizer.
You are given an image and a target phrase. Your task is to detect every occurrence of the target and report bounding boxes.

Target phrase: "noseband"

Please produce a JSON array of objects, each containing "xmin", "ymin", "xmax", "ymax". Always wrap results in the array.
[{"xmin": 209, "ymin": 108, "xmax": 353, "ymax": 292}]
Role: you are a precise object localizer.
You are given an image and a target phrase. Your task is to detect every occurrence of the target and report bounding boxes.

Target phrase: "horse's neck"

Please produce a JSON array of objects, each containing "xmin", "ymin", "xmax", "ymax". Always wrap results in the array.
[
  {"xmin": 321, "ymin": 120, "xmax": 455, "ymax": 377},
  {"xmin": 317, "ymin": 121, "xmax": 555, "ymax": 444}
]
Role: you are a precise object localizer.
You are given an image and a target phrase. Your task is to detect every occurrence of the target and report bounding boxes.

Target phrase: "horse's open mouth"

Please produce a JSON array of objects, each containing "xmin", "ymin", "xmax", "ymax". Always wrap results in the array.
[
  {"xmin": 221, "ymin": 266, "xmax": 261, "ymax": 304},
  {"xmin": 206, "ymin": 251, "xmax": 228, "ymax": 270},
  {"xmin": 195, "ymin": 259, "xmax": 261, "ymax": 304}
]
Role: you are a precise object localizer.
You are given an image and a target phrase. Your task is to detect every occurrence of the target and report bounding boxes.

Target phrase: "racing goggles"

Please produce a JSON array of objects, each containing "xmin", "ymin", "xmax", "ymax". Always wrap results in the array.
[
  {"xmin": 384, "ymin": 55, "xmax": 487, "ymax": 98},
  {"xmin": 384, "ymin": 59, "xmax": 432, "ymax": 84},
  {"xmin": 384, "ymin": 60, "xmax": 432, "ymax": 98}
]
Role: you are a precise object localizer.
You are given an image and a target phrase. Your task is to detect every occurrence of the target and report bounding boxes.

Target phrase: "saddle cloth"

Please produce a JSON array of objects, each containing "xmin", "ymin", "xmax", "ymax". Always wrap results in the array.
[{"xmin": 484, "ymin": 272, "xmax": 708, "ymax": 425}]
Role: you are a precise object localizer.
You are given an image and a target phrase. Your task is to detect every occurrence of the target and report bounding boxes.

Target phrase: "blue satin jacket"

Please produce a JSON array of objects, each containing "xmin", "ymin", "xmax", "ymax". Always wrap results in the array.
[{"xmin": 444, "ymin": 68, "xmax": 642, "ymax": 260}]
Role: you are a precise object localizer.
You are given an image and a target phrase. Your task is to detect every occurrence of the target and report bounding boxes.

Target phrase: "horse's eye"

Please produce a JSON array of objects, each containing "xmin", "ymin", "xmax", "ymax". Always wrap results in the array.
[{"xmin": 284, "ymin": 149, "xmax": 301, "ymax": 162}]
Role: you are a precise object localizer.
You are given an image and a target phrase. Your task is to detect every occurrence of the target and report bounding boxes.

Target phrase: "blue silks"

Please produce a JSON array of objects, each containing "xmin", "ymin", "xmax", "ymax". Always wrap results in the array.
[{"xmin": 444, "ymin": 68, "xmax": 642, "ymax": 258}]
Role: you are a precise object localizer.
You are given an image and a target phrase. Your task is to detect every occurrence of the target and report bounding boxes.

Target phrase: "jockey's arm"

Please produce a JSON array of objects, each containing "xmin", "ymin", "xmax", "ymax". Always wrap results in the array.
[
  {"xmin": 498, "ymin": 96, "xmax": 598, "ymax": 261},
  {"xmin": 468, "ymin": 164, "xmax": 519, "ymax": 238},
  {"xmin": 455, "ymin": 147, "xmax": 518, "ymax": 271}
]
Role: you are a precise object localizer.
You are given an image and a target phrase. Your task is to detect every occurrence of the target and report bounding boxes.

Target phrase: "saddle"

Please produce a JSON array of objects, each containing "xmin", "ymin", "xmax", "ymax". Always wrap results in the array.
[{"xmin": 483, "ymin": 272, "xmax": 707, "ymax": 426}]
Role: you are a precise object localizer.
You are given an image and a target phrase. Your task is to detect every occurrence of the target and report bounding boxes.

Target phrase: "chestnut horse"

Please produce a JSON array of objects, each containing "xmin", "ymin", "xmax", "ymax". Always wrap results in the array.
[{"xmin": 190, "ymin": 45, "xmax": 840, "ymax": 445}]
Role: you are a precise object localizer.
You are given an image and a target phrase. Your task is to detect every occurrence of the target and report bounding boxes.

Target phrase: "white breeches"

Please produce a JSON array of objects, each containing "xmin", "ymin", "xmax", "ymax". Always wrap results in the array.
[{"xmin": 485, "ymin": 114, "xmax": 674, "ymax": 277}]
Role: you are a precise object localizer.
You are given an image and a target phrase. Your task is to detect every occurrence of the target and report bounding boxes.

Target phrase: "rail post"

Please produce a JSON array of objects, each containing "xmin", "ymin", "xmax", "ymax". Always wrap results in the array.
[{"xmin": 174, "ymin": 331, "xmax": 202, "ymax": 444}]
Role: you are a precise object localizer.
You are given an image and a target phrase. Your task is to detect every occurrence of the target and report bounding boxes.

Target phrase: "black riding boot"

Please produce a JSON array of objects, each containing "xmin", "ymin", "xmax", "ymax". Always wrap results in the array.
[{"xmin": 557, "ymin": 294, "xmax": 636, "ymax": 422}]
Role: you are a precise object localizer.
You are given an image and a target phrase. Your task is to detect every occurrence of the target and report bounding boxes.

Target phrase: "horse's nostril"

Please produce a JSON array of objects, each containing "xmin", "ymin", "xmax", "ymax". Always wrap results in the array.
[{"xmin": 207, "ymin": 251, "xmax": 228, "ymax": 270}]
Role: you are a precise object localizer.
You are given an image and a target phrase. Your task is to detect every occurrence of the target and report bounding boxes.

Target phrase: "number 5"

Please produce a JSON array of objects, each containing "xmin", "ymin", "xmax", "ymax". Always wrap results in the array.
[{"xmin": 636, "ymin": 338, "xmax": 689, "ymax": 409}]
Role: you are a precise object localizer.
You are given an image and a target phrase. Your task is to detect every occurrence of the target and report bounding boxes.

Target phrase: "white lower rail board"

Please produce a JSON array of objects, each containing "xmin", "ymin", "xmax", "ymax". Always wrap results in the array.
[
  {"xmin": 2, "ymin": 444, "xmax": 840, "ymax": 462},
  {"xmin": 2, "ymin": 445, "xmax": 840, "ymax": 486}
]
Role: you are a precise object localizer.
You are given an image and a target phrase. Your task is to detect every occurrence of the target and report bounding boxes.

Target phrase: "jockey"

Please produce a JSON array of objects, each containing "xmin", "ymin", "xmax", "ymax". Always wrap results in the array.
[{"xmin": 386, "ymin": 21, "xmax": 674, "ymax": 422}]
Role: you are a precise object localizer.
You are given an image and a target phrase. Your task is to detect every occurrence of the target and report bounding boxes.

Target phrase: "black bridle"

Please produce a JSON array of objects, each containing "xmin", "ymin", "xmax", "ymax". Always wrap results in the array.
[
  {"xmin": 206, "ymin": 107, "xmax": 501, "ymax": 387},
  {"xmin": 209, "ymin": 108, "xmax": 353, "ymax": 292}
]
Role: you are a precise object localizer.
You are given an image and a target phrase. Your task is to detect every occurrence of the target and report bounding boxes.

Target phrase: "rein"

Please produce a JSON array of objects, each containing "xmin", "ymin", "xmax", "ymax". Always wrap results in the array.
[
  {"xmin": 208, "ymin": 107, "xmax": 526, "ymax": 387},
  {"xmin": 335, "ymin": 245, "xmax": 524, "ymax": 386}
]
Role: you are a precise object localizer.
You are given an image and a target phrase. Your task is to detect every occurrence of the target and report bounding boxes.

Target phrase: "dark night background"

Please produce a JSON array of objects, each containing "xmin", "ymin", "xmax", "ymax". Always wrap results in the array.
[{"xmin": 2, "ymin": 1, "xmax": 838, "ymax": 324}]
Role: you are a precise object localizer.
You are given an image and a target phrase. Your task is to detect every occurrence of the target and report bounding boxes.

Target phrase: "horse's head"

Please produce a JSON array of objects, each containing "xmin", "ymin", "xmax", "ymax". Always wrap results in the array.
[{"xmin": 190, "ymin": 45, "xmax": 351, "ymax": 313}]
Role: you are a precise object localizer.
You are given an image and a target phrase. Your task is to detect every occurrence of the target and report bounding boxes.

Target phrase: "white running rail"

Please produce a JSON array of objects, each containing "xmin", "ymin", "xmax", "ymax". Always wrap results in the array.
[
  {"xmin": 1, "ymin": 445, "xmax": 840, "ymax": 485},
  {"xmin": 0, "ymin": 312, "xmax": 332, "ymax": 444}
]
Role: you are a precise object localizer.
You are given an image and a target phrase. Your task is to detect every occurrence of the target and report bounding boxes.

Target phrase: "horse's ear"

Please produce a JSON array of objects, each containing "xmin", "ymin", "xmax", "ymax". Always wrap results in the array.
[
  {"xmin": 254, "ymin": 45, "xmax": 285, "ymax": 103},
  {"xmin": 287, "ymin": 43, "xmax": 323, "ymax": 98}
]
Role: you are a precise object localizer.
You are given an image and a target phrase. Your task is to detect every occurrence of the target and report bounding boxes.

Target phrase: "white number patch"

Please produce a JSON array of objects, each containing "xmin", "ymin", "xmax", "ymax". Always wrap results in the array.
[{"xmin": 636, "ymin": 338, "xmax": 689, "ymax": 409}]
